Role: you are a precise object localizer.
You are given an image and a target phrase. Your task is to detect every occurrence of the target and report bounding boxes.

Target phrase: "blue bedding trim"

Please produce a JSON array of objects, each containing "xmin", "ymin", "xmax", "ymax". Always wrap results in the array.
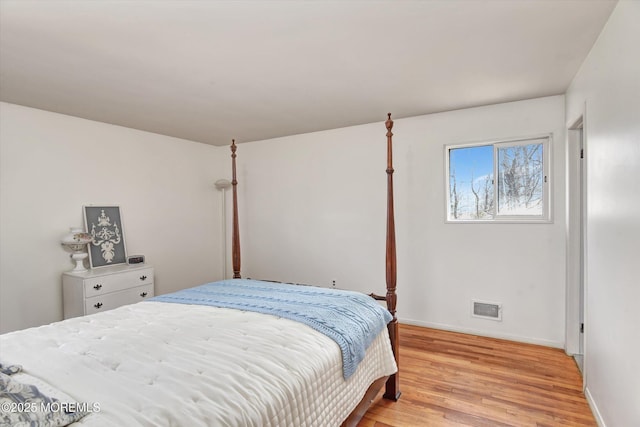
[{"xmin": 150, "ymin": 279, "xmax": 392, "ymax": 379}]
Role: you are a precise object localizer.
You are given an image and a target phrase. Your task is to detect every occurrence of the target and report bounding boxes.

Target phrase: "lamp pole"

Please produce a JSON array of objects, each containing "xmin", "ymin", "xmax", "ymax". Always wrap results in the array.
[{"xmin": 214, "ymin": 179, "xmax": 232, "ymax": 279}]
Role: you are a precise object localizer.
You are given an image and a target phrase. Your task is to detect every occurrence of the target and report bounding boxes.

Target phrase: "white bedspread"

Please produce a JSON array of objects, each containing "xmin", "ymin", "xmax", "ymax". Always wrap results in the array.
[{"xmin": 0, "ymin": 301, "xmax": 397, "ymax": 426}]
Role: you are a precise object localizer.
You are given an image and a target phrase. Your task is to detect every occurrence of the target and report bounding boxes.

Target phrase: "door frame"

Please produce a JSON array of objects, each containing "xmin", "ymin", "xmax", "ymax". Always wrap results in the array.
[{"xmin": 565, "ymin": 109, "xmax": 588, "ymax": 386}]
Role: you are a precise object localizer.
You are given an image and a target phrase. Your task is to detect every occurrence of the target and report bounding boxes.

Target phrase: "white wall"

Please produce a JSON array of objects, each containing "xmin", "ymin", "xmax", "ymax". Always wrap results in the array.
[
  {"xmin": 0, "ymin": 103, "xmax": 225, "ymax": 333},
  {"xmin": 565, "ymin": 2, "xmax": 640, "ymax": 426},
  {"xmin": 236, "ymin": 95, "xmax": 567, "ymax": 347}
]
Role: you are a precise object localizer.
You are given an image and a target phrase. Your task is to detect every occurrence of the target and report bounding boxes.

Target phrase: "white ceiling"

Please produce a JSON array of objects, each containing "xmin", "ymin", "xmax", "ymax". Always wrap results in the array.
[{"xmin": 0, "ymin": 0, "xmax": 616, "ymax": 146}]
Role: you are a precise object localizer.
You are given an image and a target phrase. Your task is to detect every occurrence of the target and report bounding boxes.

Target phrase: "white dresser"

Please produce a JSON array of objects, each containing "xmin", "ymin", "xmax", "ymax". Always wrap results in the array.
[{"xmin": 62, "ymin": 264, "xmax": 154, "ymax": 319}]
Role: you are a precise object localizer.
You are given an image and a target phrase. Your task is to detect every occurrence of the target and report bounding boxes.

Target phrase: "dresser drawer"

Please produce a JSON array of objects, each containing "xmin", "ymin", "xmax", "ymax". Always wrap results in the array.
[
  {"xmin": 84, "ymin": 267, "xmax": 153, "ymax": 297},
  {"xmin": 63, "ymin": 264, "xmax": 155, "ymax": 319},
  {"xmin": 84, "ymin": 284, "xmax": 154, "ymax": 315}
]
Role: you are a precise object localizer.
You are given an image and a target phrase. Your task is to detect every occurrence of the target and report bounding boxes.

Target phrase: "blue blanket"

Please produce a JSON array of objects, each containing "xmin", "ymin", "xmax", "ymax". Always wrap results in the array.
[{"xmin": 150, "ymin": 279, "xmax": 392, "ymax": 379}]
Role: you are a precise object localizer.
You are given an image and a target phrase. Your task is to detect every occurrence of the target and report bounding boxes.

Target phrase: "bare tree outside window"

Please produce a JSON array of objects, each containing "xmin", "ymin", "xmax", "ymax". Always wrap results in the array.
[
  {"xmin": 450, "ymin": 168, "xmax": 460, "ymax": 219},
  {"xmin": 497, "ymin": 143, "xmax": 543, "ymax": 215},
  {"xmin": 446, "ymin": 136, "xmax": 549, "ymax": 222},
  {"xmin": 448, "ymin": 144, "xmax": 494, "ymax": 220}
]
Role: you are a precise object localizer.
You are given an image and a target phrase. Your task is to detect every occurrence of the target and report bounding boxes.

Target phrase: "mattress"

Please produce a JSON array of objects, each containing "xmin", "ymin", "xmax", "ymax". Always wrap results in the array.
[{"xmin": 0, "ymin": 300, "xmax": 397, "ymax": 426}]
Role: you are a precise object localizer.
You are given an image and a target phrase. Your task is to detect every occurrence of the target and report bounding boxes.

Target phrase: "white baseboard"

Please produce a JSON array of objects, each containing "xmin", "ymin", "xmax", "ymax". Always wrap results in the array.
[
  {"xmin": 398, "ymin": 317, "xmax": 564, "ymax": 349},
  {"xmin": 585, "ymin": 386, "xmax": 606, "ymax": 427}
]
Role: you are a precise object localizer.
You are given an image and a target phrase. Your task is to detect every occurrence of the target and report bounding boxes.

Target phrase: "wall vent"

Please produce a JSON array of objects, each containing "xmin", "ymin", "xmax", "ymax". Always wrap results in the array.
[{"xmin": 471, "ymin": 300, "xmax": 502, "ymax": 321}]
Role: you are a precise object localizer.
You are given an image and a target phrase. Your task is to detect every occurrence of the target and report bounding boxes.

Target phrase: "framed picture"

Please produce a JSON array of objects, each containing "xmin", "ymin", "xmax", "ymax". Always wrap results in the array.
[{"xmin": 83, "ymin": 205, "xmax": 127, "ymax": 268}]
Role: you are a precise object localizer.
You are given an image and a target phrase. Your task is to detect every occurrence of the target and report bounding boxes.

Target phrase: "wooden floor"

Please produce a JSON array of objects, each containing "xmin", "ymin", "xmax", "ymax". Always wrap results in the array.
[{"xmin": 359, "ymin": 324, "xmax": 595, "ymax": 427}]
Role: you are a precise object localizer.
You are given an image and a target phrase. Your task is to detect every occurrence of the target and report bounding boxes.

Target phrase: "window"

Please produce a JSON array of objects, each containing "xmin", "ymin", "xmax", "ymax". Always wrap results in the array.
[{"xmin": 445, "ymin": 135, "xmax": 551, "ymax": 222}]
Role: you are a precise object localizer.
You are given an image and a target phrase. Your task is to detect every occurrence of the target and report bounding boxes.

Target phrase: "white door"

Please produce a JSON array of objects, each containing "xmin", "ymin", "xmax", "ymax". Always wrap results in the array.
[{"xmin": 578, "ymin": 125, "xmax": 585, "ymax": 361}]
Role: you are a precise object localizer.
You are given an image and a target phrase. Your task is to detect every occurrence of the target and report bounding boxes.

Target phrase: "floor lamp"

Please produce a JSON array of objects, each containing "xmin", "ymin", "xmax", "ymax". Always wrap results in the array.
[{"xmin": 215, "ymin": 179, "xmax": 232, "ymax": 279}]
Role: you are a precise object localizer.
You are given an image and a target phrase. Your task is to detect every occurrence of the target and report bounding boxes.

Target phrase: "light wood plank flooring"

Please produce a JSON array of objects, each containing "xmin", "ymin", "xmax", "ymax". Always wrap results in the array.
[{"xmin": 360, "ymin": 324, "xmax": 595, "ymax": 426}]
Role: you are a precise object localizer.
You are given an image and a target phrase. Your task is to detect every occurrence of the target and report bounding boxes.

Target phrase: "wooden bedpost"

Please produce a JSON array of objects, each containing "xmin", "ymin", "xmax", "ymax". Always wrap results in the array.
[
  {"xmin": 231, "ymin": 139, "xmax": 241, "ymax": 279},
  {"xmin": 384, "ymin": 113, "xmax": 401, "ymax": 401}
]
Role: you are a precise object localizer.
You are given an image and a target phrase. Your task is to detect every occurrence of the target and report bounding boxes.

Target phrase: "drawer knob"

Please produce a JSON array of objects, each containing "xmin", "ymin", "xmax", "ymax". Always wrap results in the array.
[
  {"xmin": 140, "ymin": 275, "xmax": 147, "ymax": 281},
  {"xmin": 94, "ymin": 302, "xmax": 103, "ymax": 309},
  {"xmin": 93, "ymin": 284, "xmax": 102, "ymax": 290},
  {"xmin": 140, "ymin": 292, "xmax": 148, "ymax": 298}
]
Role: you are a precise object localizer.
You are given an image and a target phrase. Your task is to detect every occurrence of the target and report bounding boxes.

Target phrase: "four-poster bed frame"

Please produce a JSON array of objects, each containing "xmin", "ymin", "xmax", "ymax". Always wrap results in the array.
[
  {"xmin": 229, "ymin": 114, "xmax": 401, "ymax": 422},
  {"xmin": 0, "ymin": 114, "xmax": 400, "ymax": 427}
]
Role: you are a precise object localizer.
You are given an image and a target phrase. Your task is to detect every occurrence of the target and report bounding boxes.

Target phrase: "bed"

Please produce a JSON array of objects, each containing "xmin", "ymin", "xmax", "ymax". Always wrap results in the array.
[{"xmin": 0, "ymin": 114, "xmax": 400, "ymax": 427}]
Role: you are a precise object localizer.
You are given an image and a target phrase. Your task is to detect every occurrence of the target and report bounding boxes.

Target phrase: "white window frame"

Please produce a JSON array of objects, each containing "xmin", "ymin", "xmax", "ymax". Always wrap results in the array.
[{"xmin": 444, "ymin": 134, "xmax": 552, "ymax": 223}]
